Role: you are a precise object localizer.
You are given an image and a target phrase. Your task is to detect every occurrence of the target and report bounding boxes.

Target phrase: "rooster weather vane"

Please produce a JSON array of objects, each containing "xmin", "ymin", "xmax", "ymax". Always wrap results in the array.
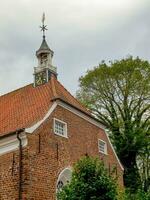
[{"xmin": 40, "ymin": 13, "xmax": 47, "ymax": 38}]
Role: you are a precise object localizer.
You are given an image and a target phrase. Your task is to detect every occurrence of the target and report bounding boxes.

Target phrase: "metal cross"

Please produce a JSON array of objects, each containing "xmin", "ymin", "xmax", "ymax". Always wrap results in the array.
[{"xmin": 40, "ymin": 13, "xmax": 48, "ymax": 38}]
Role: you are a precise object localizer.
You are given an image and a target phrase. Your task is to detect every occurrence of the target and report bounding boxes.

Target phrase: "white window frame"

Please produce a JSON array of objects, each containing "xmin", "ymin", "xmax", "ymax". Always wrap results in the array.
[
  {"xmin": 56, "ymin": 167, "xmax": 72, "ymax": 192},
  {"xmin": 98, "ymin": 139, "xmax": 107, "ymax": 155},
  {"xmin": 54, "ymin": 118, "xmax": 68, "ymax": 138}
]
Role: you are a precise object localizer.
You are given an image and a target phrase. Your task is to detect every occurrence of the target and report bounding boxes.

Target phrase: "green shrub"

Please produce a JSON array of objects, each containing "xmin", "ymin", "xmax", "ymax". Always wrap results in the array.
[{"xmin": 57, "ymin": 156, "xmax": 118, "ymax": 200}]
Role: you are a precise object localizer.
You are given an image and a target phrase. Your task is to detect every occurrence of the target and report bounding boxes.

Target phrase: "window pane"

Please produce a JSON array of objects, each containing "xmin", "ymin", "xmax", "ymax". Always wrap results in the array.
[
  {"xmin": 54, "ymin": 119, "xmax": 66, "ymax": 137},
  {"xmin": 98, "ymin": 140, "xmax": 107, "ymax": 154}
]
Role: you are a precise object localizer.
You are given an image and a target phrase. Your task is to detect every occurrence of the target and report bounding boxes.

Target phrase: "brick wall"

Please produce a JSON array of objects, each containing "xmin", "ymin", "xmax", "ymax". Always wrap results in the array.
[{"xmin": 0, "ymin": 105, "xmax": 123, "ymax": 200}]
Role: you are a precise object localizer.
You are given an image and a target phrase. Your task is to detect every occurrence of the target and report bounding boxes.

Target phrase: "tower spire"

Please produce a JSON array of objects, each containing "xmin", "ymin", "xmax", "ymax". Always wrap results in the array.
[
  {"xmin": 34, "ymin": 13, "xmax": 57, "ymax": 87},
  {"xmin": 40, "ymin": 13, "xmax": 47, "ymax": 39}
]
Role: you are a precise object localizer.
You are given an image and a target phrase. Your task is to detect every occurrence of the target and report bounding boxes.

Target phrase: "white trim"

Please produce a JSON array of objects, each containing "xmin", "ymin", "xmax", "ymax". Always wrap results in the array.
[
  {"xmin": 57, "ymin": 167, "xmax": 72, "ymax": 183},
  {"xmin": 25, "ymin": 100, "xmax": 104, "ymax": 134},
  {"xmin": 57, "ymin": 100, "xmax": 123, "ymax": 170},
  {"xmin": 104, "ymin": 130, "xmax": 124, "ymax": 171},
  {"xmin": 0, "ymin": 133, "xmax": 28, "ymax": 156},
  {"xmin": 57, "ymin": 101, "xmax": 105, "ymax": 129},
  {"xmin": 25, "ymin": 102, "xmax": 57, "ymax": 133},
  {"xmin": 46, "ymin": 68, "xmax": 49, "ymax": 82},
  {"xmin": 53, "ymin": 118, "xmax": 68, "ymax": 138},
  {"xmin": 98, "ymin": 139, "xmax": 108, "ymax": 155},
  {"xmin": 56, "ymin": 167, "xmax": 72, "ymax": 193},
  {"xmin": 24, "ymin": 99, "xmax": 123, "ymax": 171}
]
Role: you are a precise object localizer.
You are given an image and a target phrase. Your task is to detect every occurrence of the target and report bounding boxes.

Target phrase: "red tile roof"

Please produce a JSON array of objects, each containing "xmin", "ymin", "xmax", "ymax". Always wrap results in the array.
[{"xmin": 0, "ymin": 75, "xmax": 90, "ymax": 136}]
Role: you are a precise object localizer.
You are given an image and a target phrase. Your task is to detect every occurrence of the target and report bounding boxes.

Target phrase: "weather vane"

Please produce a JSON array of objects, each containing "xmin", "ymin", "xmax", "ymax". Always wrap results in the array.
[{"xmin": 40, "ymin": 13, "xmax": 48, "ymax": 38}]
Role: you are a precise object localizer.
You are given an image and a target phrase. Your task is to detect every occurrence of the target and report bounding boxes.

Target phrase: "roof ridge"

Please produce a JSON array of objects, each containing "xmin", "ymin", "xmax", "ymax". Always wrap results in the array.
[
  {"xmin": 55, "ymin": 79, "xmax": 91, "ymax": 114},
  {"xmin": 50, "ymin": 75, "xmax": 58, "ymax": 98}
]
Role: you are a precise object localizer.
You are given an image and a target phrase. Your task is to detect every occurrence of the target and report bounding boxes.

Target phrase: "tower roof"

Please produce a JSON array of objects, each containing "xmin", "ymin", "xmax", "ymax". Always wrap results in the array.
[
  {"xmin": 36, "ymin": 36, "xmax": 54, "ymax": 57},
  {"xmin": 36, "ymin": 13, "xmax": 54, "ymax": 57}
]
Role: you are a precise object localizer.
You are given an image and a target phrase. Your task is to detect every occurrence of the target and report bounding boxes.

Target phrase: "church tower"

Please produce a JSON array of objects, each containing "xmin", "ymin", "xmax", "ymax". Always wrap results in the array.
[{"xmin": 34, "ymin": 13, "xmax": 57, "ymax": 87}]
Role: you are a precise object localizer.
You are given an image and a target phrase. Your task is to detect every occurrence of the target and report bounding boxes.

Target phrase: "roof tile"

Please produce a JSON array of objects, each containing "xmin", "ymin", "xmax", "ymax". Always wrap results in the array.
[{"xmin": 0, "ymin": 76, "xmax": 90, "ymax": 136}]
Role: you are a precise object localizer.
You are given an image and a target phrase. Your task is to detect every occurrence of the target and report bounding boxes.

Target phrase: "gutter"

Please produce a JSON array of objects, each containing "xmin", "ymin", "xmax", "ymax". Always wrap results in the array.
[
  {"xmin": 16, "ymin": 130, "xmax": 24, "ymax": 200},
  {"xmin": 0, "ymin": 128, "xmax": 25, "ymax": 200},
  {"xmin": 0, "ymin": 128, "xmax": 25, "ymax": 139}
]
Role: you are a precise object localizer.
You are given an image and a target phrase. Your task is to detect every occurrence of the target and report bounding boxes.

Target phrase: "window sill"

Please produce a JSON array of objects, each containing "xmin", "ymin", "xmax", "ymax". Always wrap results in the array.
[
  {"xmin": 54, "ymin": 132, "xmax": 68, "ymax": 139},
  {"xmin": 99, "ymin": 151, "xmax": 108, "ymax": 156}
]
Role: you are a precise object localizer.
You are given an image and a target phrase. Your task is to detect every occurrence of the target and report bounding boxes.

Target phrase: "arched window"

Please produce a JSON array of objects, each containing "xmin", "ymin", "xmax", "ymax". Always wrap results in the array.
[{"xmin": 56, "ymin": 168, "xmax": 72, "ymax": 192}]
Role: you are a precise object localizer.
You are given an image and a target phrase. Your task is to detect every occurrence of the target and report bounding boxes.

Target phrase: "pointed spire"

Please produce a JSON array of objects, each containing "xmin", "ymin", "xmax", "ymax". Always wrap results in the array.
[
  {"xmin": 40, "ymin": 12, "xmax": 47, "ymax": 39},
  {"xmin": 36, "ymin": 13, "xmax": 54, "ymax": 57},
  {"xmin": 36, "ymin": 37, "xmax": 53, "ymax": 57}
]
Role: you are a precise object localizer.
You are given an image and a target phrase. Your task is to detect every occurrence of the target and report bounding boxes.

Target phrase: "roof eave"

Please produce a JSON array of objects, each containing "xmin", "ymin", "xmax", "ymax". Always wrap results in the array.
[
  {"xmin": 0, "ymin": 128, "xmax": 25, "ymax": 139},
  {"xmin": 51, "ymin": 97, "xmax": 106, "ymax": 128}
]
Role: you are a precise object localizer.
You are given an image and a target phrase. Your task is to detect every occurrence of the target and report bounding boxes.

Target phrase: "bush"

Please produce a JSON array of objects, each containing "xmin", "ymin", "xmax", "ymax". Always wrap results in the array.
[{"xmin": 57, "ymin": 156, "xmax": 118, "ymax": 200}]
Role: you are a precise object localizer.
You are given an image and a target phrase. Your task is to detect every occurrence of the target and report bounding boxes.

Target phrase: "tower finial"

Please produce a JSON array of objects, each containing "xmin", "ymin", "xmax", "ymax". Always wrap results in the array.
[
  {"xmin": 40, "ymin": 12, "xmax": 47, "ymax": 39},
  {"xmin": 34, "ymin": 15, "xmax": 57, "ymax": 86}
]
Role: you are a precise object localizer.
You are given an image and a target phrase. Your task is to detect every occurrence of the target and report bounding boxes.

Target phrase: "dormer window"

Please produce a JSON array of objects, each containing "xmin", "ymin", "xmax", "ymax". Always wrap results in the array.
[
  {"xmin": 98, "ymin": 139, "xmax": 107, "ymax": 155},
  {"xmin": 54, "ymin": 118, "xmax": 67, "ymax": 138}
]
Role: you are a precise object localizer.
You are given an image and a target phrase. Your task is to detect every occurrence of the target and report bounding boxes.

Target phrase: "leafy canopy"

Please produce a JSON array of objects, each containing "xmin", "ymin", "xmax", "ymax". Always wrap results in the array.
[{"xmin": 77, "ymin": 57, "xmax": 150, "ymax": 191}]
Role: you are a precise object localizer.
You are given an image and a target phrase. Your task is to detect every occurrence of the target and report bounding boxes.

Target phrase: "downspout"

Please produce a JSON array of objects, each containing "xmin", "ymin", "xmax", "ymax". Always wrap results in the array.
[{"xmin": 17, "ymin": 130, "xmax": 24, "ymax": 200}]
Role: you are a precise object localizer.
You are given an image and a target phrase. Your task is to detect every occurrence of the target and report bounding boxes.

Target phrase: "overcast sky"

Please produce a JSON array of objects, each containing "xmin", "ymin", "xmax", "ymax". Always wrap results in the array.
[{"xmin": 0, "ymin": 0, "xmax": 150, "ymax": 96}]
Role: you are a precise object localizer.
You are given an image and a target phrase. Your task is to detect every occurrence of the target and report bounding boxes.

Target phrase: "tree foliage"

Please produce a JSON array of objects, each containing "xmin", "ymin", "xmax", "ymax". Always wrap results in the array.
[
  {"xmin": 123, "ymin": 189, "xmax": 150, "ymax": 200},
  {"xmin": 57, "ymin": 156, "xmax": 118, "ymax": 200},
  {"xmin": 77, "ymin": 57, "xmax": 150, "ymax": 191},
  {"xmin": 137, "ymin": 145, "xmax": 150, "ymax": 192}
]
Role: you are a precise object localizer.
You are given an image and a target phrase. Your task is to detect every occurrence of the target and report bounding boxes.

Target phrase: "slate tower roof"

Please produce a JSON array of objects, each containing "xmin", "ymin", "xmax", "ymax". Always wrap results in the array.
[{"xmin": 36, "ymin": 36, "xmax": 54, "ymax": 57}]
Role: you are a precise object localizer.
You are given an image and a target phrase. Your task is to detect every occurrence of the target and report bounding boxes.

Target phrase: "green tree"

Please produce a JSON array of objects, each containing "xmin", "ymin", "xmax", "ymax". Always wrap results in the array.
[
  {"xmin": 77, "ymin": 57, "xmax": 150, "ymax": 192},
  {"xmin": 137, "ymin": 144, "xmax": 150, "ymax": 192},
  {"xmin": 57, "ymin": 156, "xmax": 118, "ymax": 200}
]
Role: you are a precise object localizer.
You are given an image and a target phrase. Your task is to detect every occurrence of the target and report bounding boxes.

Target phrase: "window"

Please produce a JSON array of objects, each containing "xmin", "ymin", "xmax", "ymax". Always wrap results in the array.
[
  {"xmin": 54, "ymin": 118, "xmax": 67, "ymax": 138},
  {"xmin": 56, "ymin": 168, "xmax": 72, "ymax": 193},
  {"xmin": 98, "ymin": 139, "xmax": 107, "ymax": 155}
]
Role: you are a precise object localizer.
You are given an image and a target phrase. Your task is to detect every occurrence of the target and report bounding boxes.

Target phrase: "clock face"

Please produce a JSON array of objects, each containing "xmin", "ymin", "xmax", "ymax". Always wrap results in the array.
[{"xmin": 35, "ymin": 71, "xmax": 47, "ymax": 86}]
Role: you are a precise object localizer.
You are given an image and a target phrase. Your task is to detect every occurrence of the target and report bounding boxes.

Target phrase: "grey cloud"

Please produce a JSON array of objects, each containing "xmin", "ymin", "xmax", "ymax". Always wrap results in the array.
[{"xmin": 0, "ymin": 0, "xmax": 150, "ymax": 95}]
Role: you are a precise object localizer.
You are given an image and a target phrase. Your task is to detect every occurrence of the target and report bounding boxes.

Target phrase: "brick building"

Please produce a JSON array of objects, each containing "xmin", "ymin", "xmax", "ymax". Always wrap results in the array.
[{"xmin": 0, "ymin": 19, "xmax": 124, "ymax": 200}]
